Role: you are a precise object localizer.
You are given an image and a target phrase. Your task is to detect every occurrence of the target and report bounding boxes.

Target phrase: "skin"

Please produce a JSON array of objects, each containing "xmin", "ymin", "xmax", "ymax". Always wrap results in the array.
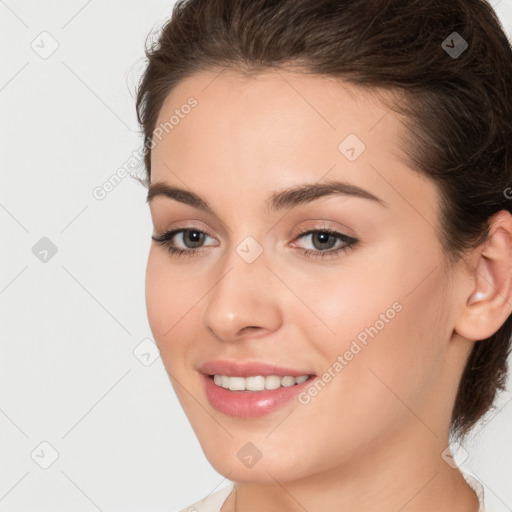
[{"xmin": 145, "ymin": 68, "xmax": 512, "ymax": 511}]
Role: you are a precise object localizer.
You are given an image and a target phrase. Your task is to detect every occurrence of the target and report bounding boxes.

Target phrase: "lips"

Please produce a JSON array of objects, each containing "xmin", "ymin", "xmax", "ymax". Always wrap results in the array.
[
  {"xmin": 198, "ymin": 359, "xmax": 315, "ymax": 377},
  {"xmin": 201, "ymin": 373, "xmax": 315, "ymax": 417},
  {"xmin": 197, "ymin": 359, "xmax": 317, "ymax": 418}
]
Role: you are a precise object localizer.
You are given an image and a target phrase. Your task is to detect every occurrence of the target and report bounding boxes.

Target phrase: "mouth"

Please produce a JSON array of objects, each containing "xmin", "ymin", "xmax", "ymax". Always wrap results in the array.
[
  {"xmin": 197, "ymin": 359, "xmax": 317, "ymax": 417},
  {"xmin": 200, "ymin": 369, "xmax": 317, "ymax": 418},
  {"xmin": 207, "ymin": 373, "xmax": 315, "ymax": 392}
]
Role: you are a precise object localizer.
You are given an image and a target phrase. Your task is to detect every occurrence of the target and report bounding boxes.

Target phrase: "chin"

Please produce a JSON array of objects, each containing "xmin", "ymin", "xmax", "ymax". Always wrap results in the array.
[{"xmin": 198, "ymin": 435, "xmax": 313, "ymax": 484}]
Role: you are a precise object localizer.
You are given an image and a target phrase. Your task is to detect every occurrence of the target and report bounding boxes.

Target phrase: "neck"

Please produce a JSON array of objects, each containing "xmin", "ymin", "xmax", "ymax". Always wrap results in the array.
[{"xmin": 225, "ymin": 426, "xmax": 480, "ymax": 512}]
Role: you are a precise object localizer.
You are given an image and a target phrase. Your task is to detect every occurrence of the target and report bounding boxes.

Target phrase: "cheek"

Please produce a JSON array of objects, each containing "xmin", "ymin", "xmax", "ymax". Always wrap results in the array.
[
  {"xmin": 291, "ymin": 280, "xmax": 449, "ymax": 462},
  {"xmin": 145, "ymin": 248, "xmax": 192, "ymax": 348},
  {"xmin": 312, "ymin": 246, "xmax": 449, "ymax": 401},
  {"xmin": 145, "ymin": 250, "xmax": 170, "ymax": 339},
  {"xmin": 145, "ymin": 248, "xmax": 212, "ymax": 384}
]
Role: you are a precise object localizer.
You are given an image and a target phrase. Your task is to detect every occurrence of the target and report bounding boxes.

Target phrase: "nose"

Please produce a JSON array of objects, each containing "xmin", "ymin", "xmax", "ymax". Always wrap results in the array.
[{"xmin": 201, "ymin": 245, "xmax": 283, "ymax": 342}]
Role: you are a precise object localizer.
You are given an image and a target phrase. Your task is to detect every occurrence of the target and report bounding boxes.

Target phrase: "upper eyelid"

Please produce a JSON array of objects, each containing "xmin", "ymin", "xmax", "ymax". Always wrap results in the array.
[
  {"xmin": 160, "ymin": 216, "xmax": 353, "ymax": 235},
  {"xmin": 292, "ymin": 229, "xmax": 357, "ymax": 249},
  {"xmin": 148, "ymin": 195, "xmax": 371, "ymax": 236}
]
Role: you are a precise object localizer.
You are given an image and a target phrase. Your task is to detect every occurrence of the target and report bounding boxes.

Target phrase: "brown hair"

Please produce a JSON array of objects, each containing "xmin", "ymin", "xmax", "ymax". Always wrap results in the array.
[{"xmin": 135, "ymin": 0, "xmax": 512, "ymax": 440}]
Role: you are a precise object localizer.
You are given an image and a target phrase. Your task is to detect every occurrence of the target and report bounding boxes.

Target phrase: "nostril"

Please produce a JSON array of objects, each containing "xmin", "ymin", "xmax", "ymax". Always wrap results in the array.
[{"xmin": 240, "ymin": 326, "xmax": 259, "ymax": 333}]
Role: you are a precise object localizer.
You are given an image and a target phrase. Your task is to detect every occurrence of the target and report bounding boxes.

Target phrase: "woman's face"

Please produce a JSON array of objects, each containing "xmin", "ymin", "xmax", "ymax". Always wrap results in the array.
[{"xmin": 145, "ymin": 68, "xmax": 469, "ymax": 482}]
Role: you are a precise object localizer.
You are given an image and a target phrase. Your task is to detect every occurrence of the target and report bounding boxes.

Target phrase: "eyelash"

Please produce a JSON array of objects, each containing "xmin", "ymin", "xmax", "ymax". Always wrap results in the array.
[{"xmin": 152, "ymin": 226, "xmax": 358, "ymax": 260}]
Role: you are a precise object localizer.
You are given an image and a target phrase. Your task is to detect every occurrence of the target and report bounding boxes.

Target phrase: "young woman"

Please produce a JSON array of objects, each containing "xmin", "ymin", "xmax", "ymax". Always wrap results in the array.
[{"xmin": 135, "ymin": 0, "xmax": 512, "ymax": 510}]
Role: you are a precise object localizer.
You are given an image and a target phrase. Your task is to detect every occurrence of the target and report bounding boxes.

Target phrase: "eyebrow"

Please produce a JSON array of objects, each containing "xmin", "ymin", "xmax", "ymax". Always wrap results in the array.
[{"xmin": 146, "ymin": 179, "xmax": 387, "ymax": 212}]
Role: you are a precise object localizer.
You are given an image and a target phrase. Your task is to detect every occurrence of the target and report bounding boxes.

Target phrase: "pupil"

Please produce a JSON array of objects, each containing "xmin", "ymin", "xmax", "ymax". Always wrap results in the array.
[
  {"xmin": 186, "ymin": 230, "xmax": 203, "ymax": 248},
  {"xmin": 313, "ymin": 232, "xmax": 335, "ymax": 250}
]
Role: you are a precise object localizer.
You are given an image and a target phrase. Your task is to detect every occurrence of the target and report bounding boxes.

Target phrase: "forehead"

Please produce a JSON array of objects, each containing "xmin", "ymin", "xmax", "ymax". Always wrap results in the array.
[
  {"xmin": 153, "ymin": 67, "xmax": 401, "ymax": 154},
  {"xmin": 149, "ymin": 67, "xmax": 438, "ymax": 224},
  {"xmin": 153, "ymin": 69, "xmax": 403, "ymax": 168}
]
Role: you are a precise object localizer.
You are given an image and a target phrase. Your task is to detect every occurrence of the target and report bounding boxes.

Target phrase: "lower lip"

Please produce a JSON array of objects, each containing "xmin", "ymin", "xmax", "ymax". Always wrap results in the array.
[{"xmin": 201, "ymin": 374, "xmax": 315, "ymax": 418}]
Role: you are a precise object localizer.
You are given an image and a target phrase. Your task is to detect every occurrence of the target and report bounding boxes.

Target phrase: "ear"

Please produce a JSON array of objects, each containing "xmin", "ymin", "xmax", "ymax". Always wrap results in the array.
[{"xmin": 454, "ymin": 210, "xmax": 512, "ymax": 341}]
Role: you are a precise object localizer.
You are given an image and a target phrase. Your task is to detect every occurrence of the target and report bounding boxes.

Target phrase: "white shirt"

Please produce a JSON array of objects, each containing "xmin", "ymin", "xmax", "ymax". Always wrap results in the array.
[{"xmin": 176, "ymin": 472, "xmax": 488, "ymax": 512}]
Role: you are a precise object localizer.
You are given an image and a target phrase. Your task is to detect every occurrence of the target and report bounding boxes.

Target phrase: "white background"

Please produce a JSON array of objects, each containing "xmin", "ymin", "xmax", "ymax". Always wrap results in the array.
[{"xmin": 1, "ymin": 1, "xmax": 511, "ymax": 510}]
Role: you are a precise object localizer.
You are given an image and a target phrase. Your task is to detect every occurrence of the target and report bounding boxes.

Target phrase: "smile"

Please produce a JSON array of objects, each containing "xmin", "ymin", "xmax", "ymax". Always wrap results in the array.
[{"xmin": 212, "ymin": 374, "xmax": 309, "ymax": 391}]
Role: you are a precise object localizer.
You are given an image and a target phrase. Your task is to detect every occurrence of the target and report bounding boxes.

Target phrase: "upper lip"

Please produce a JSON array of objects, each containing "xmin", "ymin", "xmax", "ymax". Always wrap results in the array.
[{"xmin": 198, "ymin": 360, "xmax": 315, "ymax": 377}]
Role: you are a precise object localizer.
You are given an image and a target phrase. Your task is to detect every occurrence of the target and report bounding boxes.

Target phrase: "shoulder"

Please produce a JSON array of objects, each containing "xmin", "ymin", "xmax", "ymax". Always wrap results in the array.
[{"xmin": 173, "ymin": 483, "xmax": 235, "ymax": 512}]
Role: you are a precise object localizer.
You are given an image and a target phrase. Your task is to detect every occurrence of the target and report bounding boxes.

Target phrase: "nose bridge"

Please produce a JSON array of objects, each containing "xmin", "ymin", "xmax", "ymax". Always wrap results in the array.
[
  {"xmin": 218, "ymin": 228, "xmax": 269, "ymax": 287},
  {"xmin": 201, "ymin": 233, "xmax": 282, "ymax": 341}
]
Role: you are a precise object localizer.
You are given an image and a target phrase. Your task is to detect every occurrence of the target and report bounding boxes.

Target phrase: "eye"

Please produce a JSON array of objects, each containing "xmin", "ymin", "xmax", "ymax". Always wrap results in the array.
[
  {"xmin": 152, "ymin": 228, "xmax": 217, "ymax": 257},
  {"xmin": 152, "ymin": 226, "xmax": 358, "ymax": 260},
  {"xmin": 291, "ymin": 228, "xmax": 358, "ymax": 259}
]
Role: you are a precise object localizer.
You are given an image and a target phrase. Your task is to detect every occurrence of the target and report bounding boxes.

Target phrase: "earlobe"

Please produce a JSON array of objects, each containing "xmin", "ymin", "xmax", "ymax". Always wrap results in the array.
[{"xmin": 455, "ymin": 210, "xmax": 512, "ymax": 341}]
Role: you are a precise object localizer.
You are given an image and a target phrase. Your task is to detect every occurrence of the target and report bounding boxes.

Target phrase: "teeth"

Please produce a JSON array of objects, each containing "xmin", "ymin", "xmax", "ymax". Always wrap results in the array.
[{"xmin": 212, "ymin": 374, "xmax": 310, "ymax": 391}]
